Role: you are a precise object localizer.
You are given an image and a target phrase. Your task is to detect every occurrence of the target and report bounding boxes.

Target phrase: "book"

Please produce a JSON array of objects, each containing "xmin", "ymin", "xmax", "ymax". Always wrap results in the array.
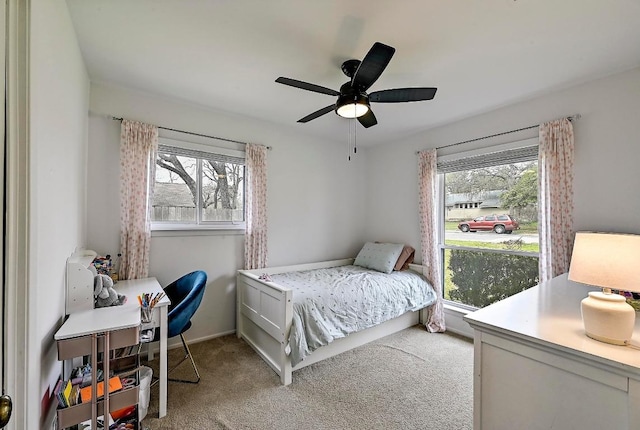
[
  {"xmin": 61, "ymin": 380, "xmax": 72, "ymax": 408},
  {"xmin": 53, "ymin": 379, "xmax": 65, "ymax": 408},
  {"xmin": 68, "ymin": 384, "xmax": 80, "ymax": 407},
  {"xmin": 80, "ymin": 368, "xmax": 103, "ymax": 388},
  {"xmin": 79, "ymin": 376, "xmax": 123, "ymax": 404}
]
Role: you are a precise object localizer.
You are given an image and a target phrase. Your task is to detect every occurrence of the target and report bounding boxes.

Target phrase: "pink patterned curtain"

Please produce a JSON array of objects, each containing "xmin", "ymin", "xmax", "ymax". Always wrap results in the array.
[
  {"xmin": 418, "ymin": 149, "xmax": 445, "ymax": 332},
  {"xmin": 119, "ymin": 119, "xmax": 158, "ymax": 280},
  {"xmin": 245, "ymin": 143, "xmax": 268, "ymax": 269},
  {"xmin": 538, "ymin": 118, "xmax": 574, "ymax": 281}
]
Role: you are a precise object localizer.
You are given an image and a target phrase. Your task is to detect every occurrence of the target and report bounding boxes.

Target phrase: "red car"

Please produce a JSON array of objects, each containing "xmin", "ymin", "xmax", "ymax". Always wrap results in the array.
[{"xmin": 457, "ymin": 214, "xmax": 519, "ymax": 234}]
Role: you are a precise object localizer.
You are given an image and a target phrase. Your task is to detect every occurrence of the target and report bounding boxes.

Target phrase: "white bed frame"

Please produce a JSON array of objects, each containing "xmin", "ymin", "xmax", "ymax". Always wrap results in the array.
[{"xmin": 236, "ymin": 258, "xmax": 431, "ymax": 385}]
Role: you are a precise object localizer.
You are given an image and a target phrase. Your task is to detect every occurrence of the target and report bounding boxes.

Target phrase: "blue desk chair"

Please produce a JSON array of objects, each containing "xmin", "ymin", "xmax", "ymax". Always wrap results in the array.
[{"xmin": 153, "ymin": 270, "xmax": 207, "ymax": 384}]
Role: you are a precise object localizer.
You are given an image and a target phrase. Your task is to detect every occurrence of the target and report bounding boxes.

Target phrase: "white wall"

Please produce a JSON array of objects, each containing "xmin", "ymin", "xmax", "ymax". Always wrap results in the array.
[
  {"xmin": 87, "ymin": 83, "xmax": 368, "ymax": 343},
  {"xmin": 365, "ymin": 66, "xmax": 640, "ymax": 336},
  {"xmin": 30, "ymin": 0, "xmax": 89, "ymax": 427}
]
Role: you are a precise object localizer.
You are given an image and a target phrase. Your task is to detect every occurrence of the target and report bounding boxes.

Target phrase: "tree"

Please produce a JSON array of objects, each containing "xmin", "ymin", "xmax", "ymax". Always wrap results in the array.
[
  {"xmin": 446, "ymin": 162, "xmax": 536, "ymax": 196},
  {"xmin": 446, "ymin": 161, "xmax": 537, "ymax": 222},
  {"xmin": 202, "ymin": 159, "xmax": 243, "ymax": 210},
  {"xmin": 500, "ymin": 166, "xmax": 537, "ymax": 211},
  {"xmin": 156, "ymin": 153, "xmax": 197, "ymax": 204},
  {"xmin": 156, "ymin": 154, "xmax": 242, "ymax": 210}
]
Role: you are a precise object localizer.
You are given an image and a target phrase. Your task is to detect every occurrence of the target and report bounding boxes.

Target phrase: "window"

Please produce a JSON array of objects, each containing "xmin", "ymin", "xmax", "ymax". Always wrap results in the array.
[
  {"xmin": 151, "ymin": 138, "xmax": 245, "ymax": 230},
  {"xmin": 439, "ymin": 139, "xmax": 540, "ymax": 309}
]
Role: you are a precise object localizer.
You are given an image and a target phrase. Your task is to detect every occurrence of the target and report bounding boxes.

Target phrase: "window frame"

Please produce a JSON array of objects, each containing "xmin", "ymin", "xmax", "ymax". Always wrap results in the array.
[
  {"xmin": 151, "ymin": 135, "xmax": 246, "ymax": 232},
  {"xmin": 437, "ymin": 138, "xmax": 540, "ymax": 310}
]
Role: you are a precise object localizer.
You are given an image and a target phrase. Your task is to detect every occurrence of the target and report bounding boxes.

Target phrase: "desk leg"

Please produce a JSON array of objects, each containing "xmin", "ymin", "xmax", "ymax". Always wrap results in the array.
[
  {"xmin": 159, "ymin": 305, "xmax": 168, "ymax": 418},
  {"xmin": 91, "ymin": 334, "xmax": 98, "ymax": 430}
]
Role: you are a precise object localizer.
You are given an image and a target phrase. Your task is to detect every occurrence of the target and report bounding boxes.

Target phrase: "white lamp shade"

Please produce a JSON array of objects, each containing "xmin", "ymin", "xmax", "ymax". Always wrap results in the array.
[{"xmin": 568, "ymin": 232, "xmax": 640, "ymax": 293}]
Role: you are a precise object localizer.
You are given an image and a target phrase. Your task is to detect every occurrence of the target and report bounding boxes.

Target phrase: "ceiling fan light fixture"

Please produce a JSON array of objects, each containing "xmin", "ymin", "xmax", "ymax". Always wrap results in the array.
[
  {"xmin": 335, "ymin": 93, "xmax": 370, "ymax": 118},
  {"xmin": 336, "ymin": 102, "xmax": 369, "ymax": 118}
]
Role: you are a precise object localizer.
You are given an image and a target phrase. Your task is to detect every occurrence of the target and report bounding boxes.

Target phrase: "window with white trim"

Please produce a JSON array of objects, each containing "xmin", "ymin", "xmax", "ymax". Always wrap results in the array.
[
  {"xmin": 151, "ymin": 137, "xmax": 245, "ymax": 230},
  {"xmin": 439, "ymin": 139, "xmax": 540, "ymax": 309}
]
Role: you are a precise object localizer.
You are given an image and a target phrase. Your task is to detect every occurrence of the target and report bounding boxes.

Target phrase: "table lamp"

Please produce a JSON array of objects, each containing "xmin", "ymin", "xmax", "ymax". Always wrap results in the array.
[{"xmin": 568, "ymin": 231, "xmax": 640, "ymax": 345}]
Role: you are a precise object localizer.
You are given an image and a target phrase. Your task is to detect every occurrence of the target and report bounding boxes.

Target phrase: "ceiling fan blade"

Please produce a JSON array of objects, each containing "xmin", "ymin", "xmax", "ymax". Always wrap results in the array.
[
  {"xmin": 298, "ymin": 104, "xmax": 336, "ymax": 123},
  {"xmin": 352, "ymin": 42, "xmax": 395, "ymax": 91},
  {"xmin": 276, "ymin": 77, "xmax": 340, "ymax": 96},
  {"xmin": 369, "ymin": 87, "xmax": 438, "ymax": 103},
  {"xmin": 357, "ymin": 109, "xmax": 377, "ymax": 128}
]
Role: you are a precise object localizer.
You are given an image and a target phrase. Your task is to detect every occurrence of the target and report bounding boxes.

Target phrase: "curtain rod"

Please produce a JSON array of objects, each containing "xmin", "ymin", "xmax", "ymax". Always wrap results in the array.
[
  {"xmin": 112, "ymin": 117, "xmax": 271, "ymax": 150},
  {"xmin": 433, "ymin": 114, "xmax": 581, "ymax": 151}
]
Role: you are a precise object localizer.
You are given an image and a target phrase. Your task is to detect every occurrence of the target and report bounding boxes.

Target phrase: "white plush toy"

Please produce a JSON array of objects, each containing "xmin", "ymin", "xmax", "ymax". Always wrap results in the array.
[{"xmin": 93, "ymin": 274, "xmax": 126, "ymax": 308}]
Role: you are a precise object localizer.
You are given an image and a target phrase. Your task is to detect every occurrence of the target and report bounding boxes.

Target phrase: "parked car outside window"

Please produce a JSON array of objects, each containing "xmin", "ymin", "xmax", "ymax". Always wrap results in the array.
[{"xmin": 457, "ymin": 214, "xmax": 520, "ymax": 234}]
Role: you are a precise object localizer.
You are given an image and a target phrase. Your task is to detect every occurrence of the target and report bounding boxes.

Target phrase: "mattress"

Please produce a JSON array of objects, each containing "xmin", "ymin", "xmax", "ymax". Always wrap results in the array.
[{"xmin": 269, "ymin": 264, "xmax": 436, "ymax": 366}]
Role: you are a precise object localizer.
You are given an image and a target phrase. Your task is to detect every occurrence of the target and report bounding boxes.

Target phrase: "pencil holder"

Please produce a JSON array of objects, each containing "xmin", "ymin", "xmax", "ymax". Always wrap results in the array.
[{"xmin": 141, "ymin": 305, "xmax": 153, "ymax": 324}]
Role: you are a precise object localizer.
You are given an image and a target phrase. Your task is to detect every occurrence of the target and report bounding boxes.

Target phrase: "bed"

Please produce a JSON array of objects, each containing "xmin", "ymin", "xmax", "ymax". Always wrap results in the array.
[{"xmin": 236, "ymin": 244, "xmax": 437, "ymax": 385}]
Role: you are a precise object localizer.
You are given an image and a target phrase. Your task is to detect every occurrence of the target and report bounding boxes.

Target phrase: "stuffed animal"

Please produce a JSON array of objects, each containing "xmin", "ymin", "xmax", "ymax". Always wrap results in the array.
[{"xmin": 94, "ymin": 274, "xmax": 127, "ymax": 308}]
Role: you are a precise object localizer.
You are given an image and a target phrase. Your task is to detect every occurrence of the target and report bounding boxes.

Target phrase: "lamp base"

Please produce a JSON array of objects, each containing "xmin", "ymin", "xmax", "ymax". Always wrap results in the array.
[{"xmin": 581, "ymin": 291, "xmax": 635, "ymax": 345}]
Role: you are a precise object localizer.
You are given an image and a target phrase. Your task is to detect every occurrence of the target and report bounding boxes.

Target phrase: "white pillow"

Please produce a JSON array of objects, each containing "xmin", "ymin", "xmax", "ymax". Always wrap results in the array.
[{"xmin": 354, "ymin": 242, "xmax": 405, "ymax": 274}]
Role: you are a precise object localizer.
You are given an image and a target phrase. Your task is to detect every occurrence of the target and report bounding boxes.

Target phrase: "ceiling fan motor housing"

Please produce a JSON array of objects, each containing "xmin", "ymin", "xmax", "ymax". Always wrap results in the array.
[
  {"xmin": 337, "ymin": 82, "xmax": 369, "ymax": 103},
  {"xmin": 341, "ymin": 59, "xmax": 361, "ymax": 78}
]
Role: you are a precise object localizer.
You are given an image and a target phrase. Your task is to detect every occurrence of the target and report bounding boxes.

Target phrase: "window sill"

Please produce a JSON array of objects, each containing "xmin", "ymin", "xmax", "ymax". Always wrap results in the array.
[
  {"xmin": 443, "ymin": 301, "xmax": 476, "ymax": 314},
  {"xmin": 151, "ymin": 225, "xmax": 245, "ymax": 237}
]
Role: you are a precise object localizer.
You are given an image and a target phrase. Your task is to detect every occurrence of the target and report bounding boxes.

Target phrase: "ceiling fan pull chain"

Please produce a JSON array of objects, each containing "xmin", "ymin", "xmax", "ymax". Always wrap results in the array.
[
  {"xmin": 354, "ymin": 119, "xmax": 357, "ymax": 154},
  {"xmin": 347, "ymin": 118, "xmax": 352, "ymax": 161}
]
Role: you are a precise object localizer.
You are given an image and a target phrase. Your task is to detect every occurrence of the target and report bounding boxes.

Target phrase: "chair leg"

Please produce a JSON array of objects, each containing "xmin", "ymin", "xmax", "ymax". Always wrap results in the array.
[
  {"xmin": 149, "ymin": 333, "xmax": 200, "ymax": 386},
  {"xmin": 167, "ymin": 333, "xmax": 200, "ymax": 384}
]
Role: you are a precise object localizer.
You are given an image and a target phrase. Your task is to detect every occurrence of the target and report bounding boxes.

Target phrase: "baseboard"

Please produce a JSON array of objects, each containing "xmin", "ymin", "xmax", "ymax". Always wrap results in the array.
[
  {"xmin": 145, "ymin": 329, "xmax": 237, "ymax": 354},
  {"xmin": 187, "ymin": 329, "xmax": 236, "ymax": 345}
]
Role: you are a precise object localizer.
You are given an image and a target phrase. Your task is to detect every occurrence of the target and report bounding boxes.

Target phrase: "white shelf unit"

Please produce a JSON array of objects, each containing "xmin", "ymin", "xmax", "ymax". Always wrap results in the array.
[{"xmin": 66, "ymin": 249, "xmax": 97, "ymax": 314}]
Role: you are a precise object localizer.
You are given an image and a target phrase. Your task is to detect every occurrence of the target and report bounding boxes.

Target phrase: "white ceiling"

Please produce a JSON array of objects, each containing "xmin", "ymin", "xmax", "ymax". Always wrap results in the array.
[{"xmin": 66, "ymin": 0, "xmax": 640, "ymax": 146}]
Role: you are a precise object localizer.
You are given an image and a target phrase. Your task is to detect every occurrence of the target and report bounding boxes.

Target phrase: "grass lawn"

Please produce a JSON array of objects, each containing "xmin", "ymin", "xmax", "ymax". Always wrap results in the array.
[{"xmin": 445, "ymin": 239, "xmax": 539, "ymax": 253}]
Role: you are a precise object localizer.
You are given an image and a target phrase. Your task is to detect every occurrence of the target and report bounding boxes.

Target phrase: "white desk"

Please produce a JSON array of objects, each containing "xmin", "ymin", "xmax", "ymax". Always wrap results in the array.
[
  {"xmin": 55, "ymin": 277, "xmax": 170, "ymax": 419},
  {"xmin": 464, "ymin": 274, "xmax": 640, "ymax": 430}
]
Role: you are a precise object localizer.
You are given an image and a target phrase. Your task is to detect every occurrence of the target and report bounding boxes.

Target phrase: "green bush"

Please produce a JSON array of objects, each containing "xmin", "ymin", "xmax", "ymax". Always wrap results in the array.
[{"xmin": 448, "ymin": 249, "xmax": 539, "ymax": 308}]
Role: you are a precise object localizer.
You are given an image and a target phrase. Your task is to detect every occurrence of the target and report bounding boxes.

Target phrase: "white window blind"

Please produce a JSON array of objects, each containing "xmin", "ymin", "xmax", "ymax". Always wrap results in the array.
[
  {"xmin": 437, "ymin": 139, "xmax": 538, "ymax": 173},
  {"xmin": 157, "ymin": 144, "xmax": 244, "ymax": 165}
]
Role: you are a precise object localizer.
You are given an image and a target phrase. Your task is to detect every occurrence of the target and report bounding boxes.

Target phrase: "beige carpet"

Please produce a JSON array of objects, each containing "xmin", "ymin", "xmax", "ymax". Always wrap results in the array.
[{"xmin": 142, "ymin": 326, "xmax": 473, "ymax": 430}]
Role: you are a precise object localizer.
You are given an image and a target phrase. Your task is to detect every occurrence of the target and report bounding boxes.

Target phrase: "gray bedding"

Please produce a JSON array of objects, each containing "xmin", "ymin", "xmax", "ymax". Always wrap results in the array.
[{"xmin": 269, "ymin": 265, "xmax": 437, "ymax": 366}]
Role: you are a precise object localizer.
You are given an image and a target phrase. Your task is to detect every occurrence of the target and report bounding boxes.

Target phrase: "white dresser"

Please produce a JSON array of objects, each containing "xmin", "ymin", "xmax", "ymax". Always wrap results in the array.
[{"xmin": 464, "ymin": 274, "xmax": 640, "ymax": 430}]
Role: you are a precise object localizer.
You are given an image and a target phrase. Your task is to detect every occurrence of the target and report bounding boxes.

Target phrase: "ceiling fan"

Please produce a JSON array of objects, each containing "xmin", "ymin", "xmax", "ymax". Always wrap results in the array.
[{"xmin": 275, "ymin": 42, "xmax": 437, "ymax": 128}]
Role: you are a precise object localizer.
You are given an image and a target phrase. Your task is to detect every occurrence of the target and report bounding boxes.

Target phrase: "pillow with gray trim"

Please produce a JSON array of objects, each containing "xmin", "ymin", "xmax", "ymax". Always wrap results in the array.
[{"xmin": 354, "ymin": 242, "xmax": 405, "ymax": 274}]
